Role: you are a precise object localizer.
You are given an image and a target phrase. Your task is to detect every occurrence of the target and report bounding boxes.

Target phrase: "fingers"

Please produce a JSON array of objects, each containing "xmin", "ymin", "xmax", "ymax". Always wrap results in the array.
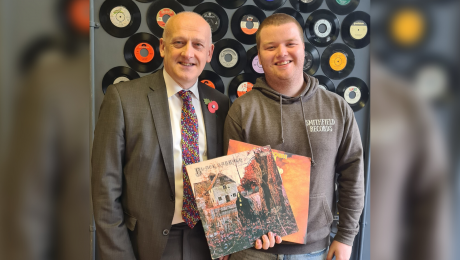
[
  {"xmin": 326, "ymin": 248, "xmax": 334, "ymax": 260},
  {"xmin": 222, "ymin": 255, "xmax": 230, "ymax": 260},
  {"xmin": 261, "ymin": 234, "xmax": 270, "ymax": 250},
  {"xmin": 275, "ymin": 234, "xmax": 282, "ymax": 244},
  {"xmin": 254, "ymin": 239, "xmax": 262, "ymax": 249},
  {"xmin": 254, "ymin": 232, "xmax": 280, "ymax": 250},
  {"xmin": 268, "ymin": 232, "xmax": 275, "ymax": 248}
]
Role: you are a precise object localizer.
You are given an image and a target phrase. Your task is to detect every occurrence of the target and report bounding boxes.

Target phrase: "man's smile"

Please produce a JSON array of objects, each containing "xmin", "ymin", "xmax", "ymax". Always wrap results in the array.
[{"xmin": 275, "ymin": 60, "xmax": 292, "ymax": 66}]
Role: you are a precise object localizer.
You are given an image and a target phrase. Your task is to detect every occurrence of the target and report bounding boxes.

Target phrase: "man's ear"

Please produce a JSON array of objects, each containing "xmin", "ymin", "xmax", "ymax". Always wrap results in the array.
[
  {"xmin": 207, "ymin": 44, "xmax": 214, "ymax": 63},
  {"xmin": 159, "ymin": 38, "xmax": 165, "ymax": 58}
]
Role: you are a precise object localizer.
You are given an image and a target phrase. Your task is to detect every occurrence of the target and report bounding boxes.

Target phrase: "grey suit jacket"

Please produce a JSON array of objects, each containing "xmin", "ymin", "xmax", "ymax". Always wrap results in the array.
[{"xmin": 91, "ymin": 70, "xmax": 230, "ymax": 260}]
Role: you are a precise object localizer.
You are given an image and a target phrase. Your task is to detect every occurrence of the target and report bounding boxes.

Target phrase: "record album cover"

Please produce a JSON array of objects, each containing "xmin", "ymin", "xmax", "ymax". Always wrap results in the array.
[
  {"xmin": 186, "ymin": 146, "xmax": 298, "ymax": 259},
  {"xmin": 227, "ymin": 140, "xmax": 311, "ymax": 244}
]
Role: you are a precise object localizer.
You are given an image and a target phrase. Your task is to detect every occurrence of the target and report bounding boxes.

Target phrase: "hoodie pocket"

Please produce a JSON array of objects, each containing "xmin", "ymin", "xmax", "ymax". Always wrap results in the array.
[{"xmin": 306, "ymin": 194, "xmax": 333, "ymax": 243}]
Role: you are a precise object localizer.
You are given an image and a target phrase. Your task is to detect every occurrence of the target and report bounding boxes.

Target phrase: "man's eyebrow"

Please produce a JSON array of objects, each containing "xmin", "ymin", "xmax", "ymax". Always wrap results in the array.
[
  {"xmin": 169, "ymin": 37, "xmax": 206, "ymax": 44},
  {"xmin": 170, "ymin": 36, "xmax": 185, "ymax": 41},
  {"xmin": 262, "ymin": 38, "xmax": 299, "ymax": 45}
]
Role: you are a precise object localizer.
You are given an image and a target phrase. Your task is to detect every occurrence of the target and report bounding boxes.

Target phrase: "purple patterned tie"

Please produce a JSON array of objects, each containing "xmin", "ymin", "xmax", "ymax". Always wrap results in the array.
[{"xmin": 178, "ymin": 90, "xmax": 201, "ymax": 228}]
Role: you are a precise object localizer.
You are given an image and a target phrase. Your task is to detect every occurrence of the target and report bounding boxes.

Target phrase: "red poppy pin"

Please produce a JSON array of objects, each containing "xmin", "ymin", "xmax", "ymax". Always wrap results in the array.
[{"xmin": 203, "ymin": 98, "xmax": 219, "ymax": 113}]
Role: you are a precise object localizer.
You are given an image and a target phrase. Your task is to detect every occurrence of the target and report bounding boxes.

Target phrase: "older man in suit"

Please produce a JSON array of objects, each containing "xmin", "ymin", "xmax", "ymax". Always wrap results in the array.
[{"xmin": 91, "ymin": 12, "xmax": 229, "ymax": 260}]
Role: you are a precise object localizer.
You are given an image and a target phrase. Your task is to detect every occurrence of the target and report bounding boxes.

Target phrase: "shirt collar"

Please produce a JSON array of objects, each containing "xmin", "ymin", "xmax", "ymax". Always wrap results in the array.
[{"xmin": 163, "ymin": 68, "xmax": 199, "ymax": 100}]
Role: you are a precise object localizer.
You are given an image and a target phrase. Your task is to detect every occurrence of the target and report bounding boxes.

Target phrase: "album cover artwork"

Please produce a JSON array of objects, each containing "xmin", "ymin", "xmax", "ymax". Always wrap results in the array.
[
  {"xmin": 186, "ymin": 146, "xmax": 298, "ymax": 259},
  {"xmin": 227, "ymin": 140, "xmax": 311, "ymax": 244}
]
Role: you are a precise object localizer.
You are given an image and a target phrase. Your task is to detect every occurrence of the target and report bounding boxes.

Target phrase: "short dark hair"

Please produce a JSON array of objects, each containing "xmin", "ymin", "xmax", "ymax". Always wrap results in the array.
[{"xmin": 256, "ymin": 13, "xmax": 304, "ymax": 50}]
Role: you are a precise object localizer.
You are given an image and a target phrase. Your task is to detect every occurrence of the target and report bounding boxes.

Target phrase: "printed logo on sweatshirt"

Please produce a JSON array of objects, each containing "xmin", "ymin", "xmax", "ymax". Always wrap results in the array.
[{"xmin": 305, "ymin": 119, "xmax": 335, "ymax": 132}]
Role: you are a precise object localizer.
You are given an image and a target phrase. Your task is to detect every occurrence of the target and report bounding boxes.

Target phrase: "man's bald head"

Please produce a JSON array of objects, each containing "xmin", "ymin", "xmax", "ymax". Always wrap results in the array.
[
  {"xmin": 162, "ymin": 11, "xmax": 212, "ymax": 44},
  {"xmin": 159, "ymin": 11, "xmax": 215, "ymax": 89}
]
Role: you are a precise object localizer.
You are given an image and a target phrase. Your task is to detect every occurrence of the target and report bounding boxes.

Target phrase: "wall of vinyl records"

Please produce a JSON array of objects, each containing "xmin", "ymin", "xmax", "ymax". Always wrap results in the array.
[
  {"xmin": 93, "ymin": 0, "xmax": 370, "ymax": 258},
  {"xmin": 94, "ymin": 0, "xmax": 369, "ymax": 126}
]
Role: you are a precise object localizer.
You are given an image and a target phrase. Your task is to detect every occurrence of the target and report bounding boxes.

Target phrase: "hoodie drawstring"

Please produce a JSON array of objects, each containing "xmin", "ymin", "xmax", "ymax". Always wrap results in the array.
[
  {"xmin": 280, "ymin": 95, "xmax": 284, "ymax": 143},
  {"xmin": 300, "ymin": 96, "xmax": 316, "ymax": 166}
]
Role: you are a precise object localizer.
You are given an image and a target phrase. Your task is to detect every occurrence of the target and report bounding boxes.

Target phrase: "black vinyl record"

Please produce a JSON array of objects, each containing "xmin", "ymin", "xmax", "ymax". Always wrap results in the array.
[
  {"xmin": 193, "ymin": 3, "xmax": 228, "ymax": 42},
  {"xmin": 228, "ymin": 73, "xmax": 259, "ymax": 102},
  {"xmin": 289, "ymin": 0, "xmax": 323, "ymax": 13},
  {"xmin": 199, "ymin": 70, "xmax": 225, "ymax": 94},
  {"xmin": 102, "ymin": 66, "xmax": 140, "ymax": 94},
  {"xmin": 211, "ymin": 39, "xmax": 247, "ymax": 77},
  {"xmin": 216, "ymin": 0, "xmax": 247, "ymax": 9},
  {"xmin": 303, "ymin": 43, "xmax": 320, "ymax": 75},
  {"xmin": 177, "ymin": 0, "xmax": 204, "ymax": 6},
  {"xmin": 274, "ymin": 7, "xmax": 305, "ymax": 28},
  {"xmin": 254, "ymin": 0, "xmax": 286, "ymax": 11},
  {"xmin": 315, "ymin": 75, "xmax": 335, "ymax": 92},
  {"xmin": 146, "ymin": 0, "xmax": 184, "ymax": 38},
  {"xmin": 231, "ymin": 5, "xmax": 266, "ymax": 45},
  {"xmin": 336, "ymin": 77, "xmax": 369, "ymax": 111},
  {"xmin": 99, "ymin": 0, "xmax": 141, "ymax": 38},
  {"xmin": 326, "ymin": 0, "xmax": 359, "ymax": 15},
  {"xmin": 321, "ymin": 43, "xmax": 355, "ymax": 80},
  {"xmin": 245, "ymin": 46, "xmax": 264, "ymax": 76},
  {"xmin": 305, "ymin": 9, "xmax": 340, "ymax": 47},
  {"xmin": 342, "ymin": 11, "xmax": 370, "ymax": 49},
  {"xmin": 124, "ymin": 32, "xmax": 163, "ymax": 73}
]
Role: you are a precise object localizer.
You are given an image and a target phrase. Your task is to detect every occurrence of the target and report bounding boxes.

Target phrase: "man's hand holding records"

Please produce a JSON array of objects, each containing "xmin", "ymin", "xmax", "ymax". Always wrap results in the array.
[
  {"xmin": 219, "ymin": 232, "xmax": 281, "ymax": 259},
  {"xmin": 254, "ymin": 231, "xmax": 282, "ymax": 250}
]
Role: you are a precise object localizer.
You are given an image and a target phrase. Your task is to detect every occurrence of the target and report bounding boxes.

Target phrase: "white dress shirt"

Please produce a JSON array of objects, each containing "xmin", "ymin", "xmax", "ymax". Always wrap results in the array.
[{"xmin": 163, "ymin": 69, "xmax": 208, "ymax": 225}]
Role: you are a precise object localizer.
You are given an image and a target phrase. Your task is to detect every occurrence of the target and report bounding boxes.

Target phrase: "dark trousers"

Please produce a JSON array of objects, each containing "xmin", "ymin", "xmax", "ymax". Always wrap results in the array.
[{"xmin": 160, "ymin": 221, "xmax": 212, "ymax": 260}]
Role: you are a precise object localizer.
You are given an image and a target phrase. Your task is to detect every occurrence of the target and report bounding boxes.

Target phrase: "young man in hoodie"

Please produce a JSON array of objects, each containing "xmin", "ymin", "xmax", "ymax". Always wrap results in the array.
[{"xmin": 223, "ymin": 14, "xmax": 364, "ymax": 260}]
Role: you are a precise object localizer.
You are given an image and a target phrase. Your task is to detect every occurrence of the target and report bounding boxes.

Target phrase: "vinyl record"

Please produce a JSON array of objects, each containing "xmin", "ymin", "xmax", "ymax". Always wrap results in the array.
[
  {"xmin": 211, "ymin": 39, "xmax": 247, "ymax": 77},
  {"xmin": 342, "ymin": 11, "xmax": 370, "ymax": 49},
  {"xmin": 124, "ymin": 32, "xmax": 163, "ymax": 73},
  {"xmin": 245, "ymin": 46, "xmax": 264, "ymax": 76},
  {"xmin": 326, "ymin": 0, "xmax": 359, "ymax": 15},
  {"xmin": 228, "ymin": 73, "xmax": 258, "ymax": 102},
  {"xmin": 305, "ymin": 9, "xmax": 340, "ymax": 47},
  {"xmin": 274, "ymin": 7, "xmax": 305, "ymax": 28},
  {"xmin": 193, "ymin": 3, "xmax": 228, "ymax": 42},
  {"xmin": 58, "ymin": 0, "xmax": 90, "ymax": 37},
  {"xmin": 99, "ymin": 0, "xmax": 141, "ymax": 38},
  {"xmin": 177, "ymin": 0, "xmax": 204, "ymax": 6},
  {"xmin": 199, "ymin": 70, "xmax": 225, "ymax": 94},
  {"xmin": 303, "ymin": 43, "xmax": 320, "ymax": 75},
  {"xmin": 289, "ymin": 0, "xmax": 323, "ymax": 14},
  {"xmin": 321, "ymin": 43, "xmax": 354, "ymax": 79},
  {"xmin": 254, "ymin": 0, "xmax": 286, "ymax": 11},
  {"xmin": 231, "ymin": 5, "xmax": 267, "ymax": 45},
  {"xmin": 216, "ymin": 0, "xmax": 247, "ymax": 9},
  {"xmin": 315, "ymin": 75, "xmax": 335, "ymax": 92},
  {"xmin": 336, "ymin": 77, "xmax": 369, "ymax": 111},
  {"xmin": 409, "ymin": 56, "xmax": 455, "ymax": 102},
  {"xmin": 102, "ymin": 66, "xmax": 140, "ymax": 94},
  {"xmin": 146, "ymin": 0, "xmax": 184, "ymax": 38}
]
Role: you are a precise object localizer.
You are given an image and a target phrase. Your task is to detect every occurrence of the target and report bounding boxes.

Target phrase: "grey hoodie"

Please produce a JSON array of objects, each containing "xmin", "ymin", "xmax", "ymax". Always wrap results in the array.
[{"xmin": 224, "ymin": 73, "xmax": 364, "ymax": 254}]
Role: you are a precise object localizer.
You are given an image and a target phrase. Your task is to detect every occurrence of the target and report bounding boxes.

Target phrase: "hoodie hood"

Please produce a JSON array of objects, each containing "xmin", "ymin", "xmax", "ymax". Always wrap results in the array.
[
  {"xmin": 253, "ymin": 72, "xmax": 319, "ymax": 103},
  {"xmin": 252, "ymin": 72, "xmax": 319, "ymax": 166}
]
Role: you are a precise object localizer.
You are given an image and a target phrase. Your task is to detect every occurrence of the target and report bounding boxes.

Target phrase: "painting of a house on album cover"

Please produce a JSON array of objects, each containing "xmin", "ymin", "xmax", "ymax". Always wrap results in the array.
[{"xmin": 186, "ymin": 146, "xmax": 298, "ymax": 259}]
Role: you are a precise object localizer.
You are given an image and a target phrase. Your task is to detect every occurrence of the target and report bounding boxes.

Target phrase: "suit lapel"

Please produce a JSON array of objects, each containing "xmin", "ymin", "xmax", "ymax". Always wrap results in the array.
[
  {"xmin": 147, "ymin": 71, "xmax": 175, "ymax": 195},
  {"xmin": 198, "ymin": 84, "xmax": 217, "ymax": 159}
]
